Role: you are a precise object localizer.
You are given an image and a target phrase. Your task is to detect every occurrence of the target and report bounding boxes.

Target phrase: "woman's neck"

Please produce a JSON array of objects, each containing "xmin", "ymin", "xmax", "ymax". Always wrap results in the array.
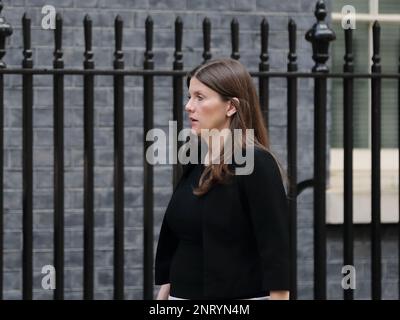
[{"xmin": 202, "ymin": 127, "xmax": 231, "ymax": 166}]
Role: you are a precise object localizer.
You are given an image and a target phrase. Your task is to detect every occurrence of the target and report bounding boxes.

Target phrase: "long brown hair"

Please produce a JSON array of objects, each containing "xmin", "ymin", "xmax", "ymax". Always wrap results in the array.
[{"xmin": 186, "ymin": 57, "xmax": 289, "ymax": 196}]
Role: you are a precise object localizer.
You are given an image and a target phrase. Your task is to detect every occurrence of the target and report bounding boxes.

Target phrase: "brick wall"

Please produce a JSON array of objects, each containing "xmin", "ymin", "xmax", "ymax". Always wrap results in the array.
[{"xmin": 0, "ymin": 0, "xmax": 397, "ymax": 300}]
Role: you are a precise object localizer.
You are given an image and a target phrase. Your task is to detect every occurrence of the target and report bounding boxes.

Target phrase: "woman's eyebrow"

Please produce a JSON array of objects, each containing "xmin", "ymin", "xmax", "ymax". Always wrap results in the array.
[{"xmin": 188, "ymin": 90, "xmax": 204, "ymax": 95}]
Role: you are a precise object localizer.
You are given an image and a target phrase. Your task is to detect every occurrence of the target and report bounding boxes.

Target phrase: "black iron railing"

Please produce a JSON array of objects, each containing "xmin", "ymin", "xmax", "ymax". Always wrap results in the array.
[{"xmin": 0, "ymin": 0, "xmax": 398, "ymax": 300}]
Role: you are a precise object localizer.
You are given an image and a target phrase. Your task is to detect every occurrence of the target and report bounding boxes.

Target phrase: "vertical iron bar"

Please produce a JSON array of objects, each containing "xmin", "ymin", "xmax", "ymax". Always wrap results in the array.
[
  {"xmin": 259, "ymin": 18, "xmax": 269, "ymax": 129},
  {"xmin": 230, "ymin": 18, "xmax": 240, "ymax": 60},
  {"xmin": 22, "ymin": 12, "xmax": 33, "ymax": 300},
  {"xmin": 113, "ymin": 15, "xmax": 124, "ymax": 300},
  {"xmin": 0, "ymin": 48, "xmax": 2, "ymax": 302},
  {"xmin": 172, "ymin": 17, "xmax": 183, "ymax": 189},
  {"xmin": 371, "ymin": 21, "xmax": 381, "ymax": 300},
  {"xmin": 343, "ymin": 27, "xmax": 354, "ymax": 300},
  {"xmin": 313, "ymin": 63, "xmax": 327, "ymax": 300},
  {"xmin": 83, "ymin": 14, "xmax": 94, "ymax": 300},
  {"xmin": 287, "ymin": 18, "xmax": 298, "ymax": 300},
  {"xmin": 305, "ymin": 1, "xmax": 335, "ymax": 300},
  {"xmin": 202, "ymin": 18, "xmax": 211, "ymax": 64},
  {"xmin": 143, "ymin": 15, "xmax": 154, "ymax": 300},
  {"xmin": 53, "ymin": 13, "xmax": 64, "ymax": 300},
  {"xmin": 0, "ymin": 1, "xmax": 12, "ymax": 300}
]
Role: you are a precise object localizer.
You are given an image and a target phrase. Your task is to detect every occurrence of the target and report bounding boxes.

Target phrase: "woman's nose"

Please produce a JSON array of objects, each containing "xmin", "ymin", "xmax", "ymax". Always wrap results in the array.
[{"xmin": 185, "ymin": 100, "xmax": 194, "ymax": 112}]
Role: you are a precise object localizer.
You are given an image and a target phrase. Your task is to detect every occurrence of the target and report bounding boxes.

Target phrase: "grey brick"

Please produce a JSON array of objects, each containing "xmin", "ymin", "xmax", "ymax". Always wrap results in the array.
[
  {"xmin": 33, "ymin": 251, "xmax": 53, "ymax": 270},
  {"xmin": 135, "ymin": 11, "xmax": 175, "ymax": 29},
  {"xmin": 65, "ymin": 229, "xmax": 83, "ymax": 249},
  {"xmin": 149, "ymin": 0, "xmax": 186, "ymax": 10},
  {"xmin": 65, "ymin": 290, "xmax": 84, "ymax": 299},
  {"xmin": 4, "ymin": 171, "xmax": 22, "ymax": 189},
  {"xmin": 26, "ymin": 0, "xmax": 74, "ymax": 7},
  {"xmin": 125, "ymin": 187, "xmax": 143, "ymax": 208},
  {"xmin": 327, "ymin": 240, "xmax": 342, "ymax": 262},
  {"xmin": 353, "ymin": 280, "xmax": 371, "ymax": 300},
  {"xmin": 4, "ymin": 211, "xmax": 22, "ymax": 230},
  {"xmin": 187, "ymin": 0, "xmax": 233, "ymax": 11},
  {"xmin": 126, "ymin": 208, "xmax": 143, "ymax": 228},
  {"xmin": 300, "ymin": 0, "xmax": 320, "ymax": 13},
  {"xmin": 327, "ymin": 280, "xmax": 344, "ymax": 300},
  {"xmin": 94, "ymin": 289, "xmax": 113, "ymax": 299},
  {"xmin": 297, "ymin": 282, "xmax": 313, "ymax": 299},
  {"xmin": 125, "ymin": 268, "xmax": 142, "ymax": 287},
  {"xmin": 125, "ymin": 288, "xmax": 143, "ymax": 299},
  {"xmin": 3, "ymin": 89, "xmax": 22, "ymax": 108},
  {"xmin": 232, "ymin": 0, "xmax": 256, "ymax": 12},
  {"xmin": 2, "ymin": 0, "xmax": 25, "ymax": 6},
  {"xmin": 94, "ymin": 249, "xmax": 114, "ymax": 267},
  {"xmin": 33, "ymin": 230, "xmax": 53, "ymax": 250},
  {"xmin": 382, "ymin": 281, "xmax": 399, "ymax": 300},
  {"xmin": 94, "ymin": 227, "xmax": 113, "ymax": 249},
  {"xmin": 4, "ymin": 252, "xmax": 22, "ymax": 271},
  {"xmin": 125, "ymin": 228, "xmax": 143, "ymax": 249},
  {"xmin": 3, "ymin": 290, "xmax": 22, "ymax": 300},
  {"xmin": 124, "ymin": 167, "xmax": 144, "ymax": 187},
  {"xmin": 33, "ymin": 191, "xmax": 54, "ymax": 210},
  {"xmin": 3, "ymin": 231, "xmax": 22, "ymax": 250},
  {"xmin": 383, "ymin": 260, "xmax": 399, "ymax": 280},
  {"xmin": 65, "ymin": 250, "xmax": 83, "ymax": 269},
  {"xmin": 74, "ymin": 0, "xmax": 101, "ymax": 7},
  {"xmin": 256, "ymin": 0, "xmax": 301, "ymax": 12},
  {"xmin": 4, "ymin": 271, "xmax": 21, "ymax": 291},
  {"xmin": 125, "ymin": 249, "xmax": 143, "ymax": 268},
  {"xmin": 3, "ymin": 190, "xmax": 22, "ymax": 211},
  {"xmin": 65, "ymin": 210, "xmax": 83, "ymax": 228},
  {"xmin": 95, "ymin": 268, "xmax": 113, "ymax": 288},
  {"xmin": 33, "ymin": 289, "xmax": 54, "ymax": 300},
  {"xmin": 65, "ymin": 189, "xmax": 83, "ymax": 209},
  {"xmin": 99, "ymin": 0, "xmax": 149, "ymax": 10},
  {"xmin": 33, "ymin": 210, "xmax": 53, "ymax": 229}
]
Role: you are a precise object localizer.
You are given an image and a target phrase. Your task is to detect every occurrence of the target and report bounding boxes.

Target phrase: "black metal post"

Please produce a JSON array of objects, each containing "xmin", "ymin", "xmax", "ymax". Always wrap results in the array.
[
  {"xmin": 371, "ymin": 21, "xmax": 381, "ymax": 300},
  {"xmin": 113, "ymin": 15, "xmax": 125, "ymax": 300},
  {"xmin": 343, "ymin": 27, "xmax": 354, "ymax": 301},
  {"xmin": 83, "ymin": 14, "xmax": 94, "ymax": 300},
  {"xmin": 53, "ymin": 13, "xmax": 64, "ymax": 300},
  {"xmin": 143, "ymin": 15, "xmax": 154, "ymax": 300},
  {"xmin": 259, "ymin": 18, "xmax": 269, "ymax": 129},
  {"xmin": 202, "ymin": 18, "xmax": 211, "ymax": 64},
  {"xmin": 231, "ymin": 18, "xmax": 240, "ymax": 60},
  {"xmin": 305, "ymin": 0, "xmax": 335, "ymax": 300},
  {"xmin": 22, "ymin": 12, "xmax": 33, "ymax": 300},
  {"xmin": 172, "ymin": 17, "xmax": 183, "ymax": 189},
  {"xmin": 0, "ymin": 0, "xmax": 12, "ymax": 301},
  {"xmin": 287, "ymin": 18, "xmax": 298, "ymax": 300}
]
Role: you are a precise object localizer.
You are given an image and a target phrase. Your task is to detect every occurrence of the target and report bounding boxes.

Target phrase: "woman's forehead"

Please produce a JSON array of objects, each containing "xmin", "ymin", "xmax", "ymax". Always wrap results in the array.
[{"xmin": 189, "ymin": 77, "xmax": 214, "ymax": 94}]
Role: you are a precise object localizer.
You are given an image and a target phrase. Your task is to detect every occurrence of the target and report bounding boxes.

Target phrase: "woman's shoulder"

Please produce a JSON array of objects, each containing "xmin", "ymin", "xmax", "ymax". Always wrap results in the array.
[{"xmin": 231, "ymin": 145, "xmax": 278, "ymax": 174}]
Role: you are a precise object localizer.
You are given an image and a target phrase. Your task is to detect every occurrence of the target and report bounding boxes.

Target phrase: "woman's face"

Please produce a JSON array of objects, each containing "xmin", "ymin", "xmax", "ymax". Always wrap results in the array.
[{"xmin": 185, "ymin": 77, "xmax": 233, "ymax": 136}]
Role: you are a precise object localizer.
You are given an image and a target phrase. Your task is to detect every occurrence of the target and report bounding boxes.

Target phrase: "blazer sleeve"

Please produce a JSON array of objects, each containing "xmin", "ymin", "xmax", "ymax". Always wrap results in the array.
[
  {"xmin": 240, "ymin": 148, "xmax": 290, "ymax": 292},
  {"xmin": 154, "ymin": 209, "xmax": 179, "ymax": 285}
]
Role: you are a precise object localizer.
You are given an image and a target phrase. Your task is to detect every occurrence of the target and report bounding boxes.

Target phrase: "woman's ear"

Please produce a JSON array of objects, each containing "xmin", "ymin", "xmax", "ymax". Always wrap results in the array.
[{"xmin": 226, "ymin": 97, "xmax": 239, "ymax": 117}]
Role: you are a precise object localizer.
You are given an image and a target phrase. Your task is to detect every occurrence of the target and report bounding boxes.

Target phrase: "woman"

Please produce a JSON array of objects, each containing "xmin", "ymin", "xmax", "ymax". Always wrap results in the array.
[{"xmin": 155, "ymin": 57, "xmax": 290, "ymax": 300}]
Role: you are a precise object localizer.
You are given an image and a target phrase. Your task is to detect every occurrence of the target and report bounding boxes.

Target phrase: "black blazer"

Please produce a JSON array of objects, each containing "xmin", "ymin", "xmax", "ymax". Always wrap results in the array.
[{"xmin": 154, "ymin": 146, "xmax": 290, "ymax": 299}]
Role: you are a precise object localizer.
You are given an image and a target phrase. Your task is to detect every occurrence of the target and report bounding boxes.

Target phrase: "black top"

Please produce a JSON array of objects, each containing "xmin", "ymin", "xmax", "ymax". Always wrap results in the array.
[
  {"xmin": 166, "ymin": 162, "xmax": 205, "ymax": 299},
  {"xmin": 165, "ymin": 161, "xmax": 268, "ymax": 299},
  {"xmin": 155, "ymin": 146, "xmax": 290, "ymax": 299}
]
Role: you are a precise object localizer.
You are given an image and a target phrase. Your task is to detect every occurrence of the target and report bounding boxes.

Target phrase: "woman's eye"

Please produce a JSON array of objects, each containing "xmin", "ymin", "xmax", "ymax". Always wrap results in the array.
[{"xmin": 197, "ymin": 96, "xmax": 203, "ymax": 101}]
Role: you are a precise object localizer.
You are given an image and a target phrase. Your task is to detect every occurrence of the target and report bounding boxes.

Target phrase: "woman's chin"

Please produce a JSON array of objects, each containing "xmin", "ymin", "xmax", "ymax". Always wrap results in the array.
[{"xmin": 190, "ymin": 127, "xmax": 201, "ymax": 136}]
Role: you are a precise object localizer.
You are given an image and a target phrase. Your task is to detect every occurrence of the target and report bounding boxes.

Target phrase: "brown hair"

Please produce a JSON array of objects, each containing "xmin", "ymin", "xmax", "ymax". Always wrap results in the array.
[{"xmin": 186, "ymin": 57, "xmax": 289, "ymax": 196}]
